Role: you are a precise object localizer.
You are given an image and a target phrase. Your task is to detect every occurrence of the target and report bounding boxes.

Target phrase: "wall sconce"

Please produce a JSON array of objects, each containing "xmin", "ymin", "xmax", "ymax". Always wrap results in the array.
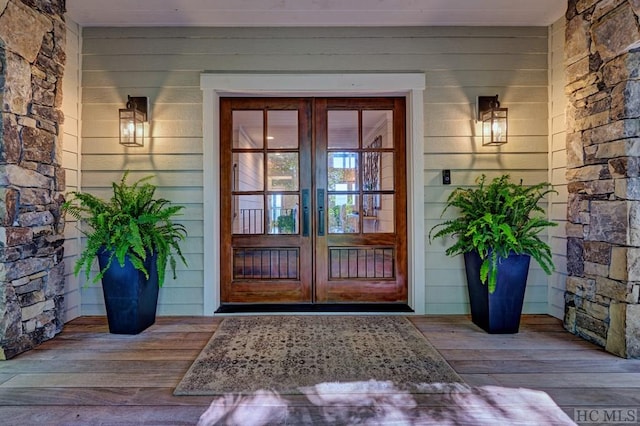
[
  {"xmin": 477, "ymin": 95, "xmax": 508, "ymax": 146},
  {"xmin": 119, "ymin": 96, "xmax": 148, "ymax": 147}
]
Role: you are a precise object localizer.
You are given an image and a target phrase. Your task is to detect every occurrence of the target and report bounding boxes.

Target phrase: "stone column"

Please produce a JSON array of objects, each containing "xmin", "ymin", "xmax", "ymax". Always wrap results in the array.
[
  {"xmin": 564, "ymin": 0, "xmax": 640, "ymax": 358},
  {"xmin": 0, "ymin": 0, "xmax": 66, "ymax": 359}
]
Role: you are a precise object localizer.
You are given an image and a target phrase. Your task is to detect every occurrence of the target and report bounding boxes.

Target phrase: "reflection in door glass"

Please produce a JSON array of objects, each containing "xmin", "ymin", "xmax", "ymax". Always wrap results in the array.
[
  {"xmin": 267, "ymin": 110, "xmax": 298, "ymax": 149},
  {"xmin": 363, "ymin": 194, "xmax": 394, "ymax": 234},
  {"xmin": 328, "ymin": 110, "xmax": 358, "ymax": 149},
  {"xmin": 267, "ymin": 195, "xmax": 299, "ymax": 235},
  {"xmin": 363, "ymin": 152, "xmax": 394, "ymax": 191},
  {"xmin": 267, "ymin": 153, "xmax": 299, "ymax": 191},
  {"xmin": 233, "ymin": 111, "xmax": 263, "ymax": 149},
  {"xmin": 232, "ymin": 195, "xmax": 264, "ymax": 234},
  {"xmin": 327, "ymin": 152, "xmax": 359, "ymax": 191},
  {"xmin": 379, "ymin": 153, "xmax": 394, "ymax": 190},
  {"xmin": 328, "ymin": 194, "xmax": 359, "ymax": 234},
  {"xmin": 362, "ymin": 110, "xmax": 393, "ymax": 148},
  {"xmin": 232, "ymin": 153, "xmax": 264, "ymax": 191}
]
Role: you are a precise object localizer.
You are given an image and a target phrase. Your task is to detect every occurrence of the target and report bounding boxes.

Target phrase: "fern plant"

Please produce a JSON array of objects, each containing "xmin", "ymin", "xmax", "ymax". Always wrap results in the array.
[
  {"xmin": 429, "ymin": 174, "xmax": 557, "ymax": 293},
  {"xmin": 63, "ymin": 172, "xmax": 188, "ymax": 287}
]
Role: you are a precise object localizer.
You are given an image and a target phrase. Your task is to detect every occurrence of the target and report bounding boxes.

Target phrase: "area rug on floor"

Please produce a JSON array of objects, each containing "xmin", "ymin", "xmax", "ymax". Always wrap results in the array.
[{"xmin": 174, "ymin": 316, "xmax": 463, "ymax": 395}]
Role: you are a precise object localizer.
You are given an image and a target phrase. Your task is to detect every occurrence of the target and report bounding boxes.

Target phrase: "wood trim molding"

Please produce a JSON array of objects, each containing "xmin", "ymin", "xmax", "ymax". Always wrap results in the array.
[{"xmin": 201, "ymin": 73, "xmax": 426, "ymax": 315}]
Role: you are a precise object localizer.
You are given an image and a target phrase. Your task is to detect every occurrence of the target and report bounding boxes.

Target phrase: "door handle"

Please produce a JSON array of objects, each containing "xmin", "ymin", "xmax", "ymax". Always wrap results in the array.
[
  {"xmin": 302, "ymin": 189, "xmax": 310, "ymax": 237},
  {"xmin": 317, "ymin": 189, "xmax": 325, "ymax": 236},
  {"xmin": 232, "ymin": 163, "xmax": 238, "ymax": 219}
]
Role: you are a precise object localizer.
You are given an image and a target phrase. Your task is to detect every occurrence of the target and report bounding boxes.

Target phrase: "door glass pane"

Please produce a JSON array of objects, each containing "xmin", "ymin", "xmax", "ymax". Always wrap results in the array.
[
  {"xmin": 363, "ymin": 153, "xmax": 393, "ymax": 190},
  {"xmin": 327, "ymin": 152, "xmax": 359, "ymax": 191},
  {"xmin": 267, "ymin": 195, "xmax": 299, "ymax": 235},
  {"xmin": 363, "ymin": 194, "xmax": 394, "ymax": 234},
  {"xmin": 380, "ymin": 153, "xmax": 394, "ymax": 190},
  {"xmin": 267, "ymin": 111, "xmax": 298, "ymax": 149},
  {"xmin": 363, "ymin": 110, "xmax": 393, "ymax": 148},
  {"xmin": 363, "ymin": 151, "xmax": 380, "ymax": 191},
  {"xmin": 233, "ymin": 153, "xmax": 264, "ymax": 191},
  {"xmin": 233, "ymin": 195, "xmax": 264, "ymax": 234},
  {"xmin": 233, "ymin": 111, "xmax": 263, "ymax": 149},
  {"xmin": 362, "ymin": 194, "xmax": 379, "ymax": 217},
  {"xmin": 328, "ymin": 194, "xmax": 359, "ymax": 234},
  {"xmin": 328, "ymin": 110, "xmax": 358, "ymax": 149},
  {"xmin": 267, "ymin": 153, "xmax": 298, "ymax": 191}
]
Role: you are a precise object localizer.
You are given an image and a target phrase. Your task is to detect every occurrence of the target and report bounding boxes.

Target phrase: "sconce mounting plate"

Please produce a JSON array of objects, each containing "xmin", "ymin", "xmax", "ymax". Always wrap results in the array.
[
  {"xmin": 476, "ymin": 95, "xmax": 499, "ymax": 121},
  {"xmin": 128, "ymin": 96, "xmax": 148, "ymax": 118}
]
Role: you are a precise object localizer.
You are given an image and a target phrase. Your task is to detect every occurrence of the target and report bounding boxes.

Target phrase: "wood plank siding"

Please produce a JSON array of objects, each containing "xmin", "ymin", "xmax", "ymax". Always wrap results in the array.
[
  {"xmin": 548, "ymin": 17, "xmax": 569, "ymax": 320},
  {"xmin": 61, "ymin": 19, "xmax": 82, "ymax": 322},
  {"xmin": 80, "ymin": 26, "xmax": 551, "ymax": 316}
]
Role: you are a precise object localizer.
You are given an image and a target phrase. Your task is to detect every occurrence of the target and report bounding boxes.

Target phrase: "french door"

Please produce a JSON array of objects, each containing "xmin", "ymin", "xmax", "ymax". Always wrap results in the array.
[{"xmin": 220, "ymin": 97, "xmax": 407, "ymax": 304}]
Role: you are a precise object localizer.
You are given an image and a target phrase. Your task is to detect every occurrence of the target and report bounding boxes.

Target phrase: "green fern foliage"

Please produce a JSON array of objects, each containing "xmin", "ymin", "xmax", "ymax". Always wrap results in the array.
[
  {"xmin": 63, "ymin": 171, "xmax": 188, "ymax": 287},
  {"xmin": 429, "ymin": 175, "xmax": 557, "ymax": 293}
]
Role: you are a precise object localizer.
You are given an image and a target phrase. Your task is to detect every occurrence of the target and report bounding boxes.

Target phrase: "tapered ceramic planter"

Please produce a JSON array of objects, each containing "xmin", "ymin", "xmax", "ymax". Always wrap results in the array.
[
  {"xmin": 464, "ymin": 250, "xmax": 531, "ymax": 334},
  {"xmin": 97, "ymin": 249, "xmax": 159, "ymax": 334}
]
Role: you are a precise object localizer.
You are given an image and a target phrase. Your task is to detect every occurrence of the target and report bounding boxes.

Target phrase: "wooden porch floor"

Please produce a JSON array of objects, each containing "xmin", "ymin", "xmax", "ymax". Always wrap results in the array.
[{"xmin": 1, "ymin": 315, "xmax": 639, "ymax": 425}]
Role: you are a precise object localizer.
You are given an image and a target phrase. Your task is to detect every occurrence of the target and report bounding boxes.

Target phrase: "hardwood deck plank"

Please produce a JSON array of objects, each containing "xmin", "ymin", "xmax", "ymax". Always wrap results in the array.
[
  {"xmin": 409, "ymin": 314, "xmax": 562, "ymax": 326},
  {"xmin": 50, "ymin": 331, "xmax": 212, "ymax": 341},
  {"xmin": 449, "ymin": 359, "xmax": 640, "ymax": 374},
  {"xmin": 0, "ymin": 373, "xmax": 180, "ymax": 388},
  {"xmin": 0, "ymin": 374, "xmax": 16, "ymax": 385},
  {"xmin": 65, "ymin": 315, "xmax": 217, "ymax": 326},
  {"xmin": 0, "ymin": 387, "xmax": 519, "ymax": 408},
  {"xmin": 438, "ymin": 348, "xmax": 615, "ymax": 361},
  {"xmin": 32, "ymin": 339, "xmax": 208, "ymax": 351},
  {"xmin": 13, "ymin": 349, "xmax": 202, "ymax": 361},
  {"xmin": 0, "ymin": 387, "xmax": 217, "ymax": 406},
  {"xmin": 460, "ymin": 373, "xmax": 640, "ymax": 388},
  {"xmin": 424, "ymin": 333, "xmax": 600, "ymax": 350},
  {"xmin": 0, "ymin": 406, "xmax": 206, "ymax": 426},
  {"xmin": 153, "ymin": 316, "xmax": 222, "ymax": 325},
  {"xmin": 145, "ymin": 323, "xmax": 220, "ymax": 333},
  {"xmin": 539, "ymin": 387, "xmax": 640, "ymax": 406},
  {"xmin": 0, "ymin": 359, "xmax": 193, "ymax": 374}
]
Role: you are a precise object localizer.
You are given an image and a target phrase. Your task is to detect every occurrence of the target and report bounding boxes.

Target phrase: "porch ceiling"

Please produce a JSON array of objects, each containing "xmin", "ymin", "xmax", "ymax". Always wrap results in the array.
[{"xmin": 65, "ymin": 0, "xmax": 567, "ymax": 27}]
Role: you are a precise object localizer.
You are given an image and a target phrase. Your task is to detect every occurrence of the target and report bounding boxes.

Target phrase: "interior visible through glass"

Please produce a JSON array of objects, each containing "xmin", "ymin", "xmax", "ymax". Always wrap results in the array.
[
  {"xmin": 328, "ymin": 110, "xmax": 358, "ymax": 149},
  {"xmin": 233, "ymin": 110, "xmax": 263, "ymax": 149},
  {"xmin": 267, "ymin": 110, "xmax": 298, "ymax": 149},
  {"xmin": 328, "ymin": 152, "xmax": 359, "ymax": 191},
  {"xmin": 268, "ymin": 194, "xmax": 299, "ymax": 235}
]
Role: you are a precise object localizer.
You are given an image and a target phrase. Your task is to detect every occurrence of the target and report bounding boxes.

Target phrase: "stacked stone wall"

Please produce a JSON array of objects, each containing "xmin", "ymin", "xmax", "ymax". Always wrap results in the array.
[
  {"xmin": 0, "ymin": 0, "xmax": 66, "ymax": 360},
  {"xmin": 564, "ymin": 0, "xmax": 640, "ymax": 358}
]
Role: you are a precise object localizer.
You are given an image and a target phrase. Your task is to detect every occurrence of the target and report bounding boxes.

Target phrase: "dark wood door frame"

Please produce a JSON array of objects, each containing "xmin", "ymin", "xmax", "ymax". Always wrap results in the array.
[{"xmin": 219, "ymin": 96, "xmax": 408, "ymax": 306}]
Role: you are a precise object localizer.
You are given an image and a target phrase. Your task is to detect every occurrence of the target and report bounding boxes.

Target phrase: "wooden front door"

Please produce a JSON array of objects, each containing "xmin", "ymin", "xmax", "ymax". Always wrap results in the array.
[{"xmin": 220, "ymin": 97, "xmax": 407, "ymax": 305}]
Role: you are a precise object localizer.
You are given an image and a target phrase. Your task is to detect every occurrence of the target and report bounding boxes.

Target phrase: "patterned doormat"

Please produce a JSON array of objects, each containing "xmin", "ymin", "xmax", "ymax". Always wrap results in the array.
[{"xmin": 174, "ymin": 316, "xmax": 463, "ymax": 395}]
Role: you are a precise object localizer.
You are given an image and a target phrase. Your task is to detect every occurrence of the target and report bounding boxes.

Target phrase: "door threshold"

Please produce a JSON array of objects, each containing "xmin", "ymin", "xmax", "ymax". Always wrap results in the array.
[{"xmin": 215, "ymin": 303, "xmax": 414, "ymax": 314}]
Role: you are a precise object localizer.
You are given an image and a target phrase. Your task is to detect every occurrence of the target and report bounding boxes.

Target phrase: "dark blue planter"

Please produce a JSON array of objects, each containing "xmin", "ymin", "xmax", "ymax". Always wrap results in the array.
[
  {"xmin": 97, "ymin": 249, "xmax": 159, "ymax": 334},
  {"xmin": 464, "ymin": 250, "xmax": 531, "ymax": 334}
]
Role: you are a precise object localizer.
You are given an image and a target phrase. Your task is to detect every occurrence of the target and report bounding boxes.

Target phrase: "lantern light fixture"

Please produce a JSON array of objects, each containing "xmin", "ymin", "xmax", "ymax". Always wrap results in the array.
[
  {"xmin": 119, "ymin": 96, "xmax": 148, "ymax": 147},
  {"xmin": 477, "ymin": 94, "xmax": 508, "ymax": 146}
]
